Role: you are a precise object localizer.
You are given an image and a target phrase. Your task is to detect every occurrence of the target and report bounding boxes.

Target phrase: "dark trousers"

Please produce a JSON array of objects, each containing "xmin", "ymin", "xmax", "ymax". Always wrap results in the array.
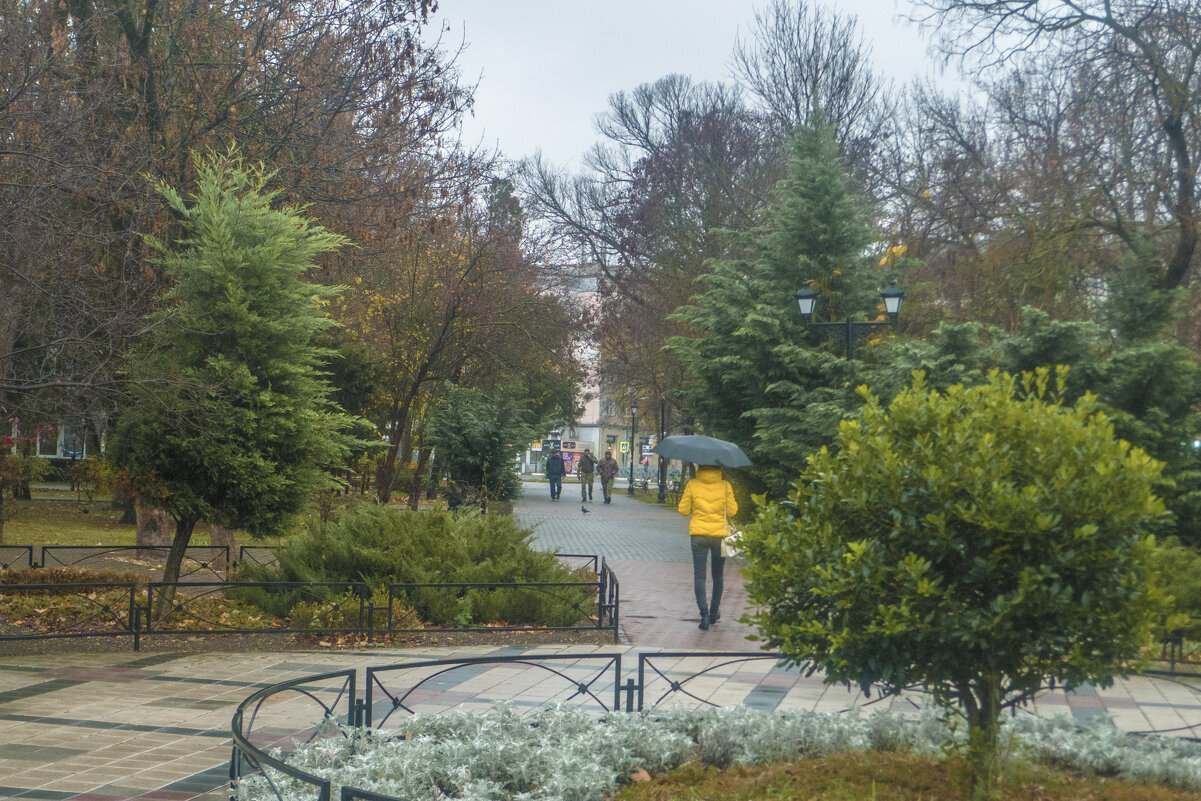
[
  {"xmin": 549, "ymin": 476, "xmax": 562, "ymax": 499},
  {"xmin": 580, "ymin": 472, "xmax": 594, "ymax": 500},
  {"xmin": 690, "ymin": 535, "xmax": 725, "ymax": 616}
]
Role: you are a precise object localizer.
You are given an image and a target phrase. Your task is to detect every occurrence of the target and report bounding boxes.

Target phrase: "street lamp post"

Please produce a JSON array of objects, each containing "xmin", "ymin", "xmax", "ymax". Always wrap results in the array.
[
  {"xmin": 794, "ymin": 281, "xmax": 904, "ymax": 358},
  {"xmin": 627, "ymin": 403, "xmax": 638, "ymax": 496},
  {"xmin": 657, "ymin": 398, "xmax": 667, "ymax": 504}
]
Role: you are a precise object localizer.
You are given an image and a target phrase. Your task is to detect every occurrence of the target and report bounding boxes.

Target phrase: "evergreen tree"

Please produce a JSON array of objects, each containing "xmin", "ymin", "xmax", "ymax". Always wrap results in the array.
[
  {"xmin": 113, "ymin": 148, "xmax": 354, "ymax": 612},
  {"xmin": 864, "ymin": 311, "xmax": 1201, "ymax": 547},
  {"xmin": 671, "ymin": 123, "xmax": 883, "ymax": 495},
  {"xmin": 427, "ymin": 383, "xmax": 536, "ymax": 506}
]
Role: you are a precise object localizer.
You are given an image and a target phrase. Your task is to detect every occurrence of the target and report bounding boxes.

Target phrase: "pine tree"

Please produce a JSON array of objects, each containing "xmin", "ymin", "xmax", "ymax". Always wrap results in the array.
[
  {"xmin": 671, "ymin": 123, "xmax": 881, "ymax": 495},
  {"xmin": 114, "ymin": 147, "xmax": 354, "ymax": 613}
]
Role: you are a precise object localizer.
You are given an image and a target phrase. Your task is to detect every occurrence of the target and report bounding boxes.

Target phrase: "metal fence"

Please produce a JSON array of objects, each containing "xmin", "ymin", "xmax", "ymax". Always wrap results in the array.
[
  {"xmin": 38, "ymin": 545, "xmax": 231, "ymax": 580},
  {"xmin": 229, "ymin": 651, "xmax": 783, "ymax": 801},
  {"xmin": 0, "ymin": 556, "xmax": 618, "ymax": 650},
  {"xmin": 0, "ymin": 581, "xmax": 140, "ymax": 642},
  {"xmin": 0, "ymin": 545, "xmax": 33, "ymax": 569},
  {"xmin": 235, "ymin": 545, "xmax": 282, "ymax": 571}
]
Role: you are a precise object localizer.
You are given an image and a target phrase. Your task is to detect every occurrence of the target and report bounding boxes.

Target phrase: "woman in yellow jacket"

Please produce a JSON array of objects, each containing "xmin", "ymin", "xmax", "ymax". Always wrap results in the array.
[{"xmin": 677, "ymin": 465, "xmax": 737, "ymax": 630}]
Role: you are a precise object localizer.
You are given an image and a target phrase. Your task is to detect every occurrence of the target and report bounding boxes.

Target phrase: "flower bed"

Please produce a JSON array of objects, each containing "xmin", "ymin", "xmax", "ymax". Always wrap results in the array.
[{"xmin": 237, "ymin": 705, "xmax": 1201, "ymax": 801}]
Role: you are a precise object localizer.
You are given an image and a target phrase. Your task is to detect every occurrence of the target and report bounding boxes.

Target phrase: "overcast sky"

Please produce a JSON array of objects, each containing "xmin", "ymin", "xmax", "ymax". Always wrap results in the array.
[{"xmin": 429, "ymin": 0, "xmax": 949, "ymax": 169}]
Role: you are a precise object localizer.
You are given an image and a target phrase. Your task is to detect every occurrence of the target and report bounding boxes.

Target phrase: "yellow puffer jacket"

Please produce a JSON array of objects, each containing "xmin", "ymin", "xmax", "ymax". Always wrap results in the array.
[{"xmin": 677, "ymin": 466, "xmax": 738, "ymax": 537}]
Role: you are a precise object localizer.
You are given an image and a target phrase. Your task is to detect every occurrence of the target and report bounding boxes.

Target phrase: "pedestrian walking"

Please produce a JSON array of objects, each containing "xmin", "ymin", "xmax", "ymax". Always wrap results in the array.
[
  {"xmin": 578, "ymin": 447, "xmax": 597, "ymax": 501},
  {"xmin": 545, "ymin": 447, "xmax": 566, "ymax": 500},
  {"xmin": 677, "ymin": 465, "xmax": 737, "ymax": 630},
  {"xmin": 597, "ymin": 449, "xmax": 620, "ymax": 503}
]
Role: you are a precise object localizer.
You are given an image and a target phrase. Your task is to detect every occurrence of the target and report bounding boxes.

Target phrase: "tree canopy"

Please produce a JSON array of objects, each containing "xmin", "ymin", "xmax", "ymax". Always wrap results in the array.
[{"xmin": 743, "ymin": 369, "xmax": 1170, "ymax": 799}]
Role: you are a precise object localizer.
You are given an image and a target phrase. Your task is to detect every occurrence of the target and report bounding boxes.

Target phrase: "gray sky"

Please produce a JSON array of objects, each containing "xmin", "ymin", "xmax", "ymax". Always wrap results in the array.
[{"xmin": 430, "ymin": 1, "xmax": 946, "ymax": 168}]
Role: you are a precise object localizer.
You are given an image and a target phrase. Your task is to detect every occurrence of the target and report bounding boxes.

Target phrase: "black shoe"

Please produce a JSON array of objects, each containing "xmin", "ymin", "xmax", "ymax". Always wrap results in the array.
[
  {"xmin": 698, "ymin": 614, "xmax": 710, "ymax": 631},
  {"xmin": 709, "ymin": 609, "xmax": 720, "ymax": 624}
]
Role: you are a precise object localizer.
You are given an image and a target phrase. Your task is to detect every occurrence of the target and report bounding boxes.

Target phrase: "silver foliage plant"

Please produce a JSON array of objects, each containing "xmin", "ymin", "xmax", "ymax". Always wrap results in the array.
[{"xmin": 238, "ymin": 704, "xmax": 1201, "ymax": 801}]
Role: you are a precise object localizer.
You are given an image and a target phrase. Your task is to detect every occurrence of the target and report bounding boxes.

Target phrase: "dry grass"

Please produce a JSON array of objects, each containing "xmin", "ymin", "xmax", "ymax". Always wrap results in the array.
[{"xmin": 615, "ymin": 751, "xmax": 1200, "ymax": 801}]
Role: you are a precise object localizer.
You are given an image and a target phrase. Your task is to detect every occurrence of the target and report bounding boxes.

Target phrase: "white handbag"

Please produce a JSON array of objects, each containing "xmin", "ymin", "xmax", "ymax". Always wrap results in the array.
[{"xmin": 721, "ymin": 495, "xmax": 742, "ymax": 558}]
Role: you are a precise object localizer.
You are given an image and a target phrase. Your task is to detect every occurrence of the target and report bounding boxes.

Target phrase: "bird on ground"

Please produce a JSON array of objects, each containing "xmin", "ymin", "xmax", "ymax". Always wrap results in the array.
[{"xmin": 581, "ymin": 506, "xmax": 590, "ymax": 514}]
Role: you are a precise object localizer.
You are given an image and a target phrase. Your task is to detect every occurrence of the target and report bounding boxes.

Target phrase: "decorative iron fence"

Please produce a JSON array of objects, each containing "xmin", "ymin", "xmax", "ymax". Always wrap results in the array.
[
  {"xmin": 0, "ymin": 545, "xmax": 33, "ymax": 569},
  {"xmin": 38, "ymin": 544, "xmax": 230, "ymax": 579},
  {"xmin": 229, "ymin": 668, "xmax": 357, "ymax": 801},
  {"xmin": 0, "ymin": 555, "xmax": 618, "ymax": 650},
  {"xmin": 228, "ymin": 651, "xmax": 778, "ymax": 801},
  {"xmin": 235, "ymin": 545, "xmax": 282, "ymax": 571},
  {"xmin": 0, "ymin": 581, "xmax": 140, "ymax": 643}
]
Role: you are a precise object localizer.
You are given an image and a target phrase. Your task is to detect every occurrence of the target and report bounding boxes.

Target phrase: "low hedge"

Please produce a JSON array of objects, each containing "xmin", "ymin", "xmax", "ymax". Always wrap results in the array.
[{"xmin": 237, "ymin": 505, "xmax": 595, "ymax": 627}]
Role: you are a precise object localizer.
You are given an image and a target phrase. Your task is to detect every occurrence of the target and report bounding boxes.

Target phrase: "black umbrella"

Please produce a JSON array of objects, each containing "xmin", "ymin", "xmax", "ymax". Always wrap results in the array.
[{"xmin": 652, "ymin": 435, "xmax": 751, "ymax": 468}]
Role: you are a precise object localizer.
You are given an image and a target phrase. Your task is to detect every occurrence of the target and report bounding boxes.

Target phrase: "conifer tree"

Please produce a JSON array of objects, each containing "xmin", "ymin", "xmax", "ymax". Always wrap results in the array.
[
  {"xmin": 671, "ymin": 123, "xmax": 883, "ymax": 495},
  {"xmin": 114, "ymin": 148, "xmax": 354, "ymax": 613}
]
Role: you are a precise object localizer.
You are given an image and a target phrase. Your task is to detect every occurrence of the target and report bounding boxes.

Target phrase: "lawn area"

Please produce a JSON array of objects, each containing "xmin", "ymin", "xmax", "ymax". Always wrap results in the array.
[
  {"xmin": 2, "ymin": 493, "xmax": 289, "ymax": 547},
  {"xmin": 614, "ymin": 751, "xmax": 1199, "ymax": 801},
  {"xmin": 5, "ymin": 497, "xmax": 139, "ymax": 546}
]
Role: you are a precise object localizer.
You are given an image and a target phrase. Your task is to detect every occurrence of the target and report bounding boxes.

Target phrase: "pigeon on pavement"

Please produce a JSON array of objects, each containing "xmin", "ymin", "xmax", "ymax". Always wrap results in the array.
[{"xmin": 581, "ymin": 506, "xmax": 590, "ymax": 513}]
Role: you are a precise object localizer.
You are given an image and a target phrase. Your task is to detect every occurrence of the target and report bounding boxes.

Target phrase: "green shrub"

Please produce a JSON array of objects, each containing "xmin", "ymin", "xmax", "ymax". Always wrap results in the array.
[
  {"xmin": 1150, "ymin": 539, "xmax": 1201, "ymax": 644},
  {"xmin": 240, "ymin": 505, "xmax": 594, "ymax": 627}
]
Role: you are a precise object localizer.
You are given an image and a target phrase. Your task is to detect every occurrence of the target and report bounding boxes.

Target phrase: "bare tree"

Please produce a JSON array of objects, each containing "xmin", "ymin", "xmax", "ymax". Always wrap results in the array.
[
  {"xmin": 519, "ymin": 75, "xmax": 775, "ymax": 411},
  {"xmin": 910, "ymin": 0, "xmax": 1201, "ymax": 289},
  {"xmin": 731, "ymin": 0, "xmax": 895, "ymax": 190},
  {"xmin": 0, "ymin": 0, "xmax": 469, "ymax": 431}
]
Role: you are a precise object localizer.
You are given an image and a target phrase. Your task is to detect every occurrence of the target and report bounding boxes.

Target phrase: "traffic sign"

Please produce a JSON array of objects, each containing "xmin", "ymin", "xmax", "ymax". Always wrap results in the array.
[{"xmin": 619, "ymin": 441, "xmax": 629, "ymax": 453}]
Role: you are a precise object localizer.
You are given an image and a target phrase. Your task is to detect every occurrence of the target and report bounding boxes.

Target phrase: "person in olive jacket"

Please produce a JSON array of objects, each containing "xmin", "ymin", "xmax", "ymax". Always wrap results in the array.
[
  {"xmin": 597, "ymin": 450, "xmax": 620, "ymax": 503},
  {"xmin": 677, "ymin": 465, "xmax": 737, "ymax": 630},
  {"xmin": 577, "ymin": 447, "xmax": 598, "ymax": 502}
]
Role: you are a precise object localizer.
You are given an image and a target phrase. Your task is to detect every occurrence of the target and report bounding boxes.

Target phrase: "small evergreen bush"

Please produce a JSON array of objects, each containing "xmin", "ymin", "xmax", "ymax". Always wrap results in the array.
[{"xmin": 239, "ymin": 505, "xmax": 593, "ymax": 626}]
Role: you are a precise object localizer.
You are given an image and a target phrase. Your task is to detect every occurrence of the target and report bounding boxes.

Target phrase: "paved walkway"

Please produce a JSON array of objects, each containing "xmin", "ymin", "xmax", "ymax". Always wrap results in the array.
[{"xmin": 0, "ymin": 481, "xmax": 1198, "ymax": 800}]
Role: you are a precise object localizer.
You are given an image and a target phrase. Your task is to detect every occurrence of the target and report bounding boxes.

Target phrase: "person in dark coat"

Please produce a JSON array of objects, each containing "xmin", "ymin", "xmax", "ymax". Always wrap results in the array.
[{"xmin": 545, "ymin": 447, "xmax": 566, "ymax": 500}]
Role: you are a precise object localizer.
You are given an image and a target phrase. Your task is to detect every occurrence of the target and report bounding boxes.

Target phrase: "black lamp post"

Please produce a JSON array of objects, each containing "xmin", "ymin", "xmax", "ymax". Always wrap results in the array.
[
  {"xmin": 657, "ymin": 398, "xmax": 667, "ymax": 504},
  {"xmin": 627, "ymin": 403, "xmax": 638, "ymax": 496},
  {"xmin": 794, "ymin": 281, "xmax": 904, "ymax": 358}
]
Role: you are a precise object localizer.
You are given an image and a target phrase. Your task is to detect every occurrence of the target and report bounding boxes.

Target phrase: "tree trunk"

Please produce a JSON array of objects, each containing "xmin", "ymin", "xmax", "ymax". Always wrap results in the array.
[
  {"xmin": 135, "ymin": 493, "xmax": 172, "ymax": 559},
  {"xmin": 965, "ymin": 678, "xmax": 1002, "ymax": 801},
  {"xmin": 426, "ymin": 450, "xmax": 446, "ymax": 500},
  {"xmin": 0, "ymin": 492, "xmax": 6, "ymax": 544},
  {"xmin": 406, "ymin": 445, "xmax": 433, "ymax": 510},
  {"xmin": 154, "ymin": 516, "xmax": 197, "ymax": 623},
  {"xmin": 113, "ymin": 485, "xmax": 137, "ymax": 524},
  {"xmin": 377, "ymin": 439, "xmax": 400, "ymax": 503},
  {"xmin": 209, "ymin": 523, "xmax": 236, "ymax": 576}
]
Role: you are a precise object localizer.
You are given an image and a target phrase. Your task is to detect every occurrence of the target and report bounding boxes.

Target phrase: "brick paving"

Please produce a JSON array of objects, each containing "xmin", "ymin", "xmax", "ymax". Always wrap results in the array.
[{"xmin": 0, "ymin": 480, "xmax": 1198, "ymax": 799}]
